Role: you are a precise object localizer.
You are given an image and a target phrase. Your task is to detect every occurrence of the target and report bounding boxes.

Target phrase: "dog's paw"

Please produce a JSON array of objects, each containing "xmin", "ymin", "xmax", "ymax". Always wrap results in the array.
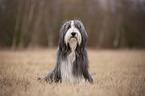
[
  {"xmin": 88, "ymin": 78, "xmax": 93, "ymax": 84},
  {"xmin": 37, "ymin": 77, "xmax": 41, "ymax": 81},
  {"xmin": 37, "ymin": 76, "xmax": 45, "ymax": 81}
]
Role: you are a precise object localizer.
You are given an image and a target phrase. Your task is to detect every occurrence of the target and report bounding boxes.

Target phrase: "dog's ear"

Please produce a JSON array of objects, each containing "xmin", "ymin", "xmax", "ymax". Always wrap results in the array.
[
  {"xmin": 81, "ymin": 23, "xmax": 88, "ymax": 46},
  {"xmin": 59, "ymin": 24, "xmax": 65, "ymax": 51},
  {"xmin": 59, "ymin": 23, "xmax": 70, "ymax": 55},
  {"xmin": 76, "ymin": 20, "xmax": 88, "ymax": 51}
]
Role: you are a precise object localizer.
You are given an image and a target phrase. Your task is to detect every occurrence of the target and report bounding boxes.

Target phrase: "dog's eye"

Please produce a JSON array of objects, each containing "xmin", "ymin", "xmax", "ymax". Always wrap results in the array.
[
  {"xmin": 67, "ymin": 25, "xmax": 71, "ymax": 30},
  {"xmin": 64, "ymin": 24, "xmax": 70, "ymax": 30},
  {"xmin": 77, "ymin": 24, "xmax": 81, "ymax": 29}
]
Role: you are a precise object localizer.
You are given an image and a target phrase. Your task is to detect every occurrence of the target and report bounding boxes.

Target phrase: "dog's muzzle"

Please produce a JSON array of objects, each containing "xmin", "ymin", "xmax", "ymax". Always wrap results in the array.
[
  {"xmin": 65, "ymin": 31, "xmax": 81, "ymax": 46},
  {"xmin": 69, "ymin": 32, "xmax": 78, "ymax": 51}
]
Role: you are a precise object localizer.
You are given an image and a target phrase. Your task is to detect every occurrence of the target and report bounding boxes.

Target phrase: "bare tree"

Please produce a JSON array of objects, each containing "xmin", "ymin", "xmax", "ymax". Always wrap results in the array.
[
  {"xmin": 28, "ymin": 0, "xmax": 44, "ymax": 48},
  {"xmin": 113, "ymin": 0, "xmax": 124, "ymax": 48},
  {"xmin": 44, "ymin": 0, "xmax": 61, "ymax": 47},
  {"xmin": 18, "ymin": 0, "xmax": 30, "ymax": 48},
  {"xmin": 11, "ymin": 0, "xmax": 22, "ymax": 49},
  {"xmin": 97, "ymin": 0, "xmax": 111, "ymax": 48}
]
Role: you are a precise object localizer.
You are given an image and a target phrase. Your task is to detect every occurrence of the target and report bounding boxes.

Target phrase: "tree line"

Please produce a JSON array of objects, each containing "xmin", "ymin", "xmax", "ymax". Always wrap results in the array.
[{"xmin": 0, "ymin": 0, "xmax": 145, "ymax": 49}]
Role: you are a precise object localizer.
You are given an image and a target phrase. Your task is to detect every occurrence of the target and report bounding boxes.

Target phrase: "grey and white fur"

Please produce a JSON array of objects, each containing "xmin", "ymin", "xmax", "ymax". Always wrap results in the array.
[{"xmin": 38, "ymin": 20, "xmax": 93, "ymax": 83}]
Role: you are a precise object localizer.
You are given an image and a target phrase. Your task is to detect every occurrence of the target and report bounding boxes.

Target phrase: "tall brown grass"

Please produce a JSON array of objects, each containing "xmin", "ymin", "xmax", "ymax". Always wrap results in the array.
[{"xmin": 0, "ymin": 49, "xmax": 145, "ymax": 96}]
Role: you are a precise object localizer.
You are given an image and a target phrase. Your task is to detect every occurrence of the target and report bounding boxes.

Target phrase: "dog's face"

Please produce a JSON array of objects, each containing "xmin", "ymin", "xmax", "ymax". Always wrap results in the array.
[
  {"xmin": 59, "ymin": 20, "xmax": 87, "ymax": 52},
  {"xmin": 64, "ymin": 21, "xmax": 81, "ymax": 47}
]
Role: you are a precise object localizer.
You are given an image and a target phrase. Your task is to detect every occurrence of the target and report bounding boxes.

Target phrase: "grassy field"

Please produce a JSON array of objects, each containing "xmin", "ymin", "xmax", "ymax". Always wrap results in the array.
[{"xmin": 0, "ymin": 49, "xmax": 145, "ymax": 96}]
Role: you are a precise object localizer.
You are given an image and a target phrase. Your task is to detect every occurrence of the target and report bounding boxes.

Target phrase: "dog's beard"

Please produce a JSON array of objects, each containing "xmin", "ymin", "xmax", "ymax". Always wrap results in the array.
[{"xmin": 69, "ymin": 37, "xmax": 77, "ymax": 51}]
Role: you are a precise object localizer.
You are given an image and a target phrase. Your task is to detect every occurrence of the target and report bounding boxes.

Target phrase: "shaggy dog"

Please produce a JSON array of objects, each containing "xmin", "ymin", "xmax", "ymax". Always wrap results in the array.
[{"xmin": 38, "ymin": 20, "xmax": 93, "ymax": 83}]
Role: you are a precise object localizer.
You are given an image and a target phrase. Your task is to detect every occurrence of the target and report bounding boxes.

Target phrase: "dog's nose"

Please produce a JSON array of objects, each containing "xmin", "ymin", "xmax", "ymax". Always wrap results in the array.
[{"xmin": 71, "ymin": 32, "xmax": 76, "ymax": 37}]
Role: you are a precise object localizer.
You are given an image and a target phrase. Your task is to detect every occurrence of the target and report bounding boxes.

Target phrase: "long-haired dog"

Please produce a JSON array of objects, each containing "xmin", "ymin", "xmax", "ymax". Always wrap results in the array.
[{"xmin": 38, "ymin": 20, "xmax": 93, "ymax": 83}]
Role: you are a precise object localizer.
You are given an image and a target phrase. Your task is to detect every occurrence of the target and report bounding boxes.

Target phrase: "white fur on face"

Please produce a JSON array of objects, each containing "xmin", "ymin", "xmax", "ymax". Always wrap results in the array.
[
  {"xmin": 64, "ymin": 20, "xmax": 82, "ymax": 47},
  {"xmin": 69, "ymin": 38, "xmax": 77, "ymax": 51}
]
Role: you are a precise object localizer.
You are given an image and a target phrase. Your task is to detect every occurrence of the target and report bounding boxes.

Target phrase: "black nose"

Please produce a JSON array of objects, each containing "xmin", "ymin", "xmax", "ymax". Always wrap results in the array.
[{"xmin": 71, "ymin": 32, "xmax": 76, "ymax": 36}]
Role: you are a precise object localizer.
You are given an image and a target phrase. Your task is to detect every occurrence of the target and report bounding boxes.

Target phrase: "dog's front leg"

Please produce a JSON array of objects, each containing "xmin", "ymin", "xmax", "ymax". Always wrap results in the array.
[
  {"xmin": 82, "ymin": 50, "xmax": 94, "ymax": 83},
  {"xmin": 82, "ymin": 70, "xmax": 93, "ymax": 83},
  {"xmin": 44, "ymin": 69, "xmax": 55, "ymax": 82},
  {"xmin": 37, "ymin": 68, "xmax": 61, "ymax": 83},
  {"xmin": 37, "ymin": 50, "xmax": 62, "ymax": 83},
  {"xmin": 37, "ymin": 69, "xmax": 55, "ymax": 82},
  {"xmin": 87, "ymin": 72, "xmax": 93, "ymax": 83}
]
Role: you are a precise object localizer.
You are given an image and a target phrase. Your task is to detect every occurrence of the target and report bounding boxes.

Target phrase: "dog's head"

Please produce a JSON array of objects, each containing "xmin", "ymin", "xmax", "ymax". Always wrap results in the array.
[{"xmin": 59, "ymin": 20, "xmax": 87, "ymax": 53}]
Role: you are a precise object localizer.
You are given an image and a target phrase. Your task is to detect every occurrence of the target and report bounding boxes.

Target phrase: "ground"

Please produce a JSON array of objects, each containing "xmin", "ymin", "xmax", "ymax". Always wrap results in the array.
[{"xmin": 0, "ymin": 48, "xmax": 145, "ymax": 96}]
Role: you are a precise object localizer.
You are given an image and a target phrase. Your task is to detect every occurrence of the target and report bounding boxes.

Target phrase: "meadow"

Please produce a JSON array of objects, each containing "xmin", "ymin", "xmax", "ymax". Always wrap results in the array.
[{"xmin": 0, "ymin": 49, "xmax": 145, "ymax": 96}]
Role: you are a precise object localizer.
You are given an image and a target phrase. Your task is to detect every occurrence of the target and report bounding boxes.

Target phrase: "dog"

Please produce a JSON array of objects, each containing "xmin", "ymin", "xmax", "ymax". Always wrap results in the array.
[{"xmin": 38, "ymin": 20, "xmax": 93, "ymax": 83}]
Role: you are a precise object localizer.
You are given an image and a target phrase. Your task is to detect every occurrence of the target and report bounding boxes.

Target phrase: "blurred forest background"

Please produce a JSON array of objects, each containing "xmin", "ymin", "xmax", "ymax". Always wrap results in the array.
[{"xmin": 0, "ymin": 0, "xmax": 145, "ymax": 49}]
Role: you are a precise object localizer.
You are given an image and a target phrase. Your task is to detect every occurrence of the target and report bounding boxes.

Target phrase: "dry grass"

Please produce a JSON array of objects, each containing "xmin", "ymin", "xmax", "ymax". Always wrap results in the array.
[{"xmin": 0, "ymin": 48, "xmax": 145, "ymax": 96}]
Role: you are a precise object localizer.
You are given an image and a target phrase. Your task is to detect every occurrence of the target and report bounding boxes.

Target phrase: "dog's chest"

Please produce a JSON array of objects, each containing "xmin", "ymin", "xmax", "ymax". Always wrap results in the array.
[{"xmin": 60, "ymin": 52, "xmax": 84, "ymax": 83}]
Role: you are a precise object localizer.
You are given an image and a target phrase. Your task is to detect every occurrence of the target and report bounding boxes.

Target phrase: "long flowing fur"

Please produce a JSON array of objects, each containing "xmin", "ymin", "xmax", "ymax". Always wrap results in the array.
[{"xmin": 38, "ymin": 20, "xmax": 93, "ymax": 83}]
